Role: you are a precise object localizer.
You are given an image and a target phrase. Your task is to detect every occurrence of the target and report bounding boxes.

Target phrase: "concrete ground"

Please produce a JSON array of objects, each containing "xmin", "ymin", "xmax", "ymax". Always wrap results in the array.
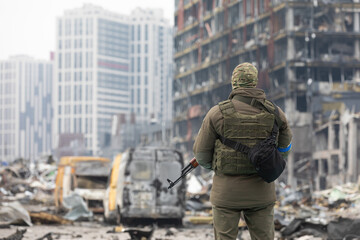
[
  {"xmin": 0, "ymin": 221, "xmax": 268, "ymax": 240},
  {"xmin": 0, "ymin": 223, "xmax": 216, "ymax": 240}
]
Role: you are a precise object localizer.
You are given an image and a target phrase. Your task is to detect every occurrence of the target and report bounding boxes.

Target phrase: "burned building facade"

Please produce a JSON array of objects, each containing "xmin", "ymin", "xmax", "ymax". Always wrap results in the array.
[{"xmin": 173, "ymin": 0, "xmax": 360, "ymax": 188}]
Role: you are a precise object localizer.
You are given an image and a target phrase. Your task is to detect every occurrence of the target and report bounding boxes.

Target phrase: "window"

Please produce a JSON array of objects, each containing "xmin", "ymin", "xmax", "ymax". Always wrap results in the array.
[
  {"xmin": 131, "ymin": 89, "xmax": 134, "ymax": 104},
  {"xmin": 65, "ymin": 72, "xmax": 71, "ymax": 81},
  {"xmin": 137, "ymin": 57, "xmax": 140, "ymax": 72},
  {"xmin": 79, "ymin": 19, "xmax": 82, "ymax": 35},
  {"xmin": 65, "ymin": 105, "xmax": 70, "ymax": 114},
  {"xmin": 74, "ymin": 119, "xmax": 77, "ymax": 132},
  {"xmin": 159, "ymin": 161, "xmax": 181, "ymax": 184},
  {"xmin": 137, "ymin": 25, "xmax": 141, "ymax": 40},
  {"xmin": 65, "ymin": 118, "xmax": 70, "ymax": 132},
  {"xmin": 79, "ymin": 52, "xmax": 82, "ymax": 68},
  {"xmin": 74, "ymin": 52, "xmax": 78, "ymax": 68},
  {"xmin": 89, "ymin": 119, "xmax": 92, "ymax": 133},
  {"xmin": 145, "ymin": 89, "xmax": 148, "ymax": 104},
  {"xmin": 88, "ymin": 52, "xmax": 92, "ymax": 68},
  {"xmin": 137, "ymin": 88, "xmax": 140, "ymax": 104},
  {"xmin": 58, "ymin": 86, "xmax": 62, "ymax": 101},
  {"xmin": 58, "ymin": 53, "xmax": 62, "ymax": 69},
  {"xmin": 65, "ymin": 86, "xmax": 71, "ymax": 101},
  {"xmin": 65, "ymin": 19, "xmax": 71, "ymax": 36},
  {"xmin": 131, "ymin": 25, "xmax": 134, "ymax": 40},
  {"xmin": 65, "ymin": 40, "xmax": 71, "ymax": 49},
  {"xmin": 131, "ymin": 162, "xmax": 153, "ymax": 180},
  {"xmin": 145, "ymin": 57, "xmax": 148, "ymax": 72},
  {"xmin": 145, "ymin": 24, "xmax": 148, "ymax": 40},
  {"xmin": 86, "ymin": 18, "xmax": 90, "ymax": 35},
  {"xmin": 65, "ymin": 53, "xmax": 71, "ymax": 68},
  {"xmin": 58, "ymin": 119, "xmax": 61, "ymax": 133}
]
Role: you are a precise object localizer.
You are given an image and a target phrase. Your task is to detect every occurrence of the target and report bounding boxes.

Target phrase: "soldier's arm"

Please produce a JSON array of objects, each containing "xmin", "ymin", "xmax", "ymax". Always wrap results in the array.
[
  {"xmin": 193, "ymin": 106, "xmax": 219, "ymax": 170},
  {"xmin": 277, "ymin": 107, "xmax": 293, "ymax": 158}
]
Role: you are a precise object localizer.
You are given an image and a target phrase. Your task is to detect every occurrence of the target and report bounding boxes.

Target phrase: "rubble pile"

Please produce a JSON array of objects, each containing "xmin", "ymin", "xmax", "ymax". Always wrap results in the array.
[
  {"xmin": 185, "ymin": 172, "xmax": 213, "ymax": 225},
  {"xmin": 0, "ymin": 158, "xmax": 67, "ymax": 228},
  {"xmin": 183, "ymin": 173, "xmax": 360, "ymax": 239},
  {"xmin": 276, "ymin": 182, "xmax": 360, "ymax": 239},
  {"xmin": 1, "ymin": 158, "xmax": 360, "ymax": 240},
  {"xmin": 0, "ymin": 158, "xmax": 56, "ymax": 206}
]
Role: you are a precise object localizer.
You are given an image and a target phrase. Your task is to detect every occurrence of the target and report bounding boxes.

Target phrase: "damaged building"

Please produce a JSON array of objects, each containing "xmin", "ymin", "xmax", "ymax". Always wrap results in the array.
[{"xmin": 173, "ymin": 0, "xmax": 360, "ymax": 189}]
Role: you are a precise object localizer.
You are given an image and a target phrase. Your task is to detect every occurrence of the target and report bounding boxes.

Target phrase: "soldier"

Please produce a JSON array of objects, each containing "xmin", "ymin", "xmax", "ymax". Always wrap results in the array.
[{"xmin": 193, "ymin": 62, "xmax": 292, "ymax": 240}]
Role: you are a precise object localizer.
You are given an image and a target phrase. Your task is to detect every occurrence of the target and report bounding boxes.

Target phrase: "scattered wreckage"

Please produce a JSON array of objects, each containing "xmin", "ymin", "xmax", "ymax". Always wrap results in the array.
[
  {"xmin": 2, "ymin": 154, "xmax": 360, "ymax": 239},
  {"xmin": 54, "ymin": 156, "xmax": 111, "ymax": 213}
]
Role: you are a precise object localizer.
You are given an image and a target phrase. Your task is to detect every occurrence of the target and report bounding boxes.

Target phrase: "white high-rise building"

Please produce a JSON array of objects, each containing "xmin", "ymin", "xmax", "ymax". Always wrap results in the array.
[
  {"xmin": 129, "ymin": 8, "xmax": 173, "ymax": 123},
  {"xmin": 54, "ymin": 4, "xmax": 173, "ymax": 155},
  {"xmin": 0, "ymin": 56, "xmax": 53, "ymax": 162},
  {"xmin": 54, "ymin": 5, "xmax": 131, "ymax": 155}
]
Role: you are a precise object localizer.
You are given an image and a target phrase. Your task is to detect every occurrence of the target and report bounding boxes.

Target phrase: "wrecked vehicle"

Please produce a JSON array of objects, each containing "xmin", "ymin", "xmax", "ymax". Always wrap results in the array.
[
  {"xmin": 103, "ymin": 147, "xmax": 186, "ymax": 224},
  {"xmin": 54, "ymin": 156, "xmax": 111, "ymax": 213}
]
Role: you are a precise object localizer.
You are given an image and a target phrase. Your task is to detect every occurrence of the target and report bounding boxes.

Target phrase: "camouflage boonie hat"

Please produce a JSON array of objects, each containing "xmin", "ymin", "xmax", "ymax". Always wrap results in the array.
[{"xmin": 231, "ymin": 62, "xmax": 258, "ymax": 89}]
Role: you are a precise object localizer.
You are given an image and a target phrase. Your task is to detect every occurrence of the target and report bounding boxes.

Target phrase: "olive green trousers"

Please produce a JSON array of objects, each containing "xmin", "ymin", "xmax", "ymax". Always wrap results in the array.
[{"xmin": 212, "ymin": 202, "xmax": 275, "ymax": 240}]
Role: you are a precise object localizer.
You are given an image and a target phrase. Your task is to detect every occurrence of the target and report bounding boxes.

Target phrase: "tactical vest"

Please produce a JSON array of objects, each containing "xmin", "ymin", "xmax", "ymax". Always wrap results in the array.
[{"xmin": 212, "ymin": 99, "xmax": 276, "ymax": 175}]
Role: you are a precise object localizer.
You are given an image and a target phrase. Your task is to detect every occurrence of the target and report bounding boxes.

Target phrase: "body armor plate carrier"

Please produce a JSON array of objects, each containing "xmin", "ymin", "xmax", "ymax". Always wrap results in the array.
[{"xmin": 212, "ymin": 99, "xmax": 275, "ymax": 175}]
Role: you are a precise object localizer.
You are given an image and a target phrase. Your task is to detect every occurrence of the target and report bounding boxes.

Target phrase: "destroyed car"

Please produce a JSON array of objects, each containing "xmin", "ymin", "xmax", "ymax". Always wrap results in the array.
[
  {"xmin": 54, "ymin": 156, "xmax": 111, "ymax": 213},
  {"xmin": 103, "ymin": 147, "xmax": 186, "ymax": 224}
]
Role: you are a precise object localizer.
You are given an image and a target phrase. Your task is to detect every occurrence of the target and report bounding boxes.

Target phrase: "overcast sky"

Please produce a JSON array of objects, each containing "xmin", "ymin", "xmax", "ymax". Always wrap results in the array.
[{"xmin": 0, "ymin": 0, "xmax": 175, "ymax": 60}]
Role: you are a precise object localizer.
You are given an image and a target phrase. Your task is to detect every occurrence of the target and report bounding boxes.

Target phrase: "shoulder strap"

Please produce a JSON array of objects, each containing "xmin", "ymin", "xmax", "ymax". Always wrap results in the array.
[
  {"xmin": 218, "ymin": 100, "xmax": 235, "ymax": 115},
  {"xmin": 233, "ymin": 95, "xmax": 283, "ymax": 128},
  {"xmin": 218, "ymin": 135, "xmax": 251, "ymax": 155}
]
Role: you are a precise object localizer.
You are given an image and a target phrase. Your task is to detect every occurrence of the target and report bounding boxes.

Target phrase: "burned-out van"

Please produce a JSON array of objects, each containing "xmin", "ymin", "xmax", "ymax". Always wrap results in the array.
[
  {"xmin": 103, "ymin": 147, "xmax": 186, "ymax": 224},
  {"xmin": 54, "ymin": 156, "xmax": 111, "ymax": 213}
]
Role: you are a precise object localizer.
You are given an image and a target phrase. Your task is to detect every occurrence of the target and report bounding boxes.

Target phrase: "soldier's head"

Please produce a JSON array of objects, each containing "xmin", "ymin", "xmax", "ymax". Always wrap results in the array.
[{"xmin": 231, "ymin": 62, "xmax": 258, "ymax": 89}]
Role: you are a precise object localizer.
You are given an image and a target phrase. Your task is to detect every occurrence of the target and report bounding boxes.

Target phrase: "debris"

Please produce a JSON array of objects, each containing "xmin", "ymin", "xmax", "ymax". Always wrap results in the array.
[
  {"xmin": 62, "ymin": 193, "xmax": 93, "ymax": 221},
  {"xmin": 125, "ymin": 227, "xmax": 154, "ymax": 240},
  {"xmin": 108, "ymin": 225, "xmax": 154, "ymax": 240},
  {"xmin": 186, "ymin": 198, "xmax": 208, "ymax": 211},
  {"xmin": 30, "ymin": 212, "xmax": 72, "ymax": 225},
  {"xmin": 54, "ymin": 156, "xmax": 110, "ymax": 213},
  {"xmin": 0, "ymin": 228, "xmax": 27, "ymax": 240},
  {"xmin": 35, "ymin": 232, "xmax": 82, "ymax": 240},
  {"xmin": 327, "ymin": 218, "xmax": 360, "ymax": 239},
  {"xmin": 0, "ymin": 201, "xmax": 32, "ymax": 226},
  {"xmin": 31, "ymin": 189, "xmax": 54, "ymax": 205},
  {"xmin": 109, "ymin": 225, "xmax": 125, "ymax": 233},
  {"xmin": 187, "ymin": 174, "xmax": 203, "ymax": 194},
  {"xmin": 281, "ymin": 218, "xmax": 327, "ymax": 239},
  {"xmin": 165, "ymin": 228, "xmax": 175, "ymax": 236},
  {"xmin": 188, "ymin": 216, "xmax": 213, "ymax": 225}
]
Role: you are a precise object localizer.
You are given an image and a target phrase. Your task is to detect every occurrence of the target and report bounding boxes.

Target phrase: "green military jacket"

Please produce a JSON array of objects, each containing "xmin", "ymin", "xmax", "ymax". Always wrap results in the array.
[{"xmin": 193, "ymin": 87, "xmax": 292, "ymax": 208}]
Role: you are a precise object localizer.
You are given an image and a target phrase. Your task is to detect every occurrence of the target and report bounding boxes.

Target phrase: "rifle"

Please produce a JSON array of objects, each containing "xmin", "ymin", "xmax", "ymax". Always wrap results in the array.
[{"xmin": 167, "ymin": 157, "xmax": 199, "ymax": 189}]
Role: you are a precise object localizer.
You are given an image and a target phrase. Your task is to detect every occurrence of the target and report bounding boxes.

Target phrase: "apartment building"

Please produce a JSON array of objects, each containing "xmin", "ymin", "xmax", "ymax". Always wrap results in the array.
[
  {"xmin": 54, "ymin": 4, "xmax": 130, "ymax": 155},
  {"xmin": 0, "ymin": 56, "xmax": 53, "ymax": 161}
]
